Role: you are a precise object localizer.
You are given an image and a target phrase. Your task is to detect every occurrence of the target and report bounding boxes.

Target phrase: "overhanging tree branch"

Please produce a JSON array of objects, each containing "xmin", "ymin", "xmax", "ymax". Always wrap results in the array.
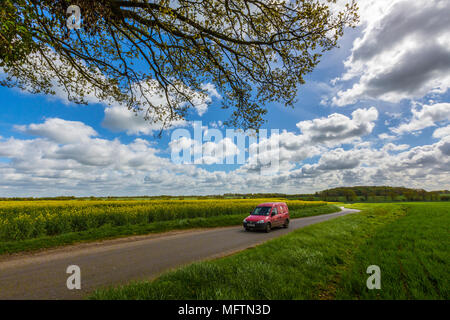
[{"xmin": 0, "ymin": 0, "xmax": 359, "ymax": 131}]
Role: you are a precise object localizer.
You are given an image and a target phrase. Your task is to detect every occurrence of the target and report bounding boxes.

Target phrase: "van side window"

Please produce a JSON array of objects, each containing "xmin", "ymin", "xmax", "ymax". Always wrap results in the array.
[{"xmin": 272, "ymin": 207, "xmax": 278, "ymax": 215}]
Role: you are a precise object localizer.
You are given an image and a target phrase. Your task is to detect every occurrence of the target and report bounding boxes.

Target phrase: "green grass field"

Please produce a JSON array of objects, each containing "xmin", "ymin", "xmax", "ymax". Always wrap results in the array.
[
  {"xmin": 90, "ymin": 202, "xmax": 449, "ymax": 300},
  {"xmin": 0, "ymin": 200, "xmax": 339, "ymax": 255},
  {"xmin": 335, "ymin": 203, "xmax": 449, "ymax": 299}
]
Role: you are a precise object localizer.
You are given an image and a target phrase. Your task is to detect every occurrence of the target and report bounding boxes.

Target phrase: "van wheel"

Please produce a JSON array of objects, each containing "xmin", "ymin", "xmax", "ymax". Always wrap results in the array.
[
  {"xmin": 283, "ymin": 220, "xmax": 289, "ymax": 228},
  {"xmin": 265, "ymin": 223, "xmax": 271, "ymax": 233}
]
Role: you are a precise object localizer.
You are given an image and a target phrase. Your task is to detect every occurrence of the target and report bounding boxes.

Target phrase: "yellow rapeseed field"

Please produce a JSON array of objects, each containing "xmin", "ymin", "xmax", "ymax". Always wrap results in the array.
[{"xmin": 0, "ymin": 199, "xmax": 326, "ymax": 241}]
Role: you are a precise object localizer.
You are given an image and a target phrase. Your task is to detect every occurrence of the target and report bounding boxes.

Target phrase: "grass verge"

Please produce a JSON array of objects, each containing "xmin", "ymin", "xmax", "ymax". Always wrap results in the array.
[
  {"xmin": 335, "ymin": 203, "xmax": 449, "ymax": 299},
  {"xmin": 89, "ymin": 203, "xmax": 449, "ymax": 300},
  {"xmin": 0, "ymin": 204, "xmax": 340, "ymax": 255}
]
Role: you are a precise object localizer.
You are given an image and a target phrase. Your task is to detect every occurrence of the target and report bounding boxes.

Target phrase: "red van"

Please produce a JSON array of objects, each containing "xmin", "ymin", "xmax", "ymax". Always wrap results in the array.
[{"xmin": 243, "ymin": 202, "xmax": 290, "ymax": 232}]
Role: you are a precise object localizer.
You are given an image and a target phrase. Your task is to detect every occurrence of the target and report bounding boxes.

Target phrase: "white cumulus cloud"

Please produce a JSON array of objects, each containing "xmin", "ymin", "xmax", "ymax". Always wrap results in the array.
[
  {"xmin": 332, "ymin": 0, "xmax": 450, "ymax": 106},
  {"xmin": 296, "ymin": 107, "xmax": 378, "ymax": 146},
  {"xmin": 392, "ymin": 102, "xmax": 450, "ymax": 134},
  {"xmin": 15, "ymin": 118, "xmax": 98, "ymax": 144}
]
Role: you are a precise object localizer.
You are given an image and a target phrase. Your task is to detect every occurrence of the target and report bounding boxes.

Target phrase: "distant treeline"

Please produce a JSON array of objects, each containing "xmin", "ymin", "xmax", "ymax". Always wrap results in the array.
[
  {"xmin": 314, "ymin": 186, "xmax": 449, "ymax": 202},
  {"xmin": 1, "ymin": 186, "xmax": 449, "ymax": 202},
  {"xmin": 0, "ymin": 195, "xmax": 241, "ymax": 201},
  {"xmin": 226, "ymin": 187, "xmax": 450, "ymax": 202}
]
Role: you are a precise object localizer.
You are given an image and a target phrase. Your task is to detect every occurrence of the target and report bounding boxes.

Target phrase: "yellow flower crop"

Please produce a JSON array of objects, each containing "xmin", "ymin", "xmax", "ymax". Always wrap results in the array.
[{"xmin": 0, "ymin": 199, "xmax": 327, "ymax": 241}]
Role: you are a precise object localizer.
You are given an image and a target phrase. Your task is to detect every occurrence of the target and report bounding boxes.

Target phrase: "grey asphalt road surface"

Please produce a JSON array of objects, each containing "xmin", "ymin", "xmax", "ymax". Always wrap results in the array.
[{"xmin": 0, "ymin": 207, "xmax": 359, "ymax": 300}]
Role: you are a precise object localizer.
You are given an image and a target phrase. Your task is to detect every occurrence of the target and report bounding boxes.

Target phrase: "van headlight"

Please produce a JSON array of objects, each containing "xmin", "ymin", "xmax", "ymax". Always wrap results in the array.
[
  {"xmin": 243, "ymin": 219, "xmax": 247, "ymax": 223},
  {"xmin": 257, "ymin": 220, "xmax": 265, "ymax": 224}
]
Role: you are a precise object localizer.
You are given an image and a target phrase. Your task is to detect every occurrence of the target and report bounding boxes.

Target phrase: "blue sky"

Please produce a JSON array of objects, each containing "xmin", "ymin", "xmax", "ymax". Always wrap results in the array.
[{"xmin": 0, "ymin": 0, "xmax": 449, "ymax": 197}]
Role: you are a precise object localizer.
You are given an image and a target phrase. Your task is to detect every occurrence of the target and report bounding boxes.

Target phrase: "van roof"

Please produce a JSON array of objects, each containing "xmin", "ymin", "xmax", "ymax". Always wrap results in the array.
[{"xmin": 257, "ymin": 202, "xmax": 287, "ymax": 207}]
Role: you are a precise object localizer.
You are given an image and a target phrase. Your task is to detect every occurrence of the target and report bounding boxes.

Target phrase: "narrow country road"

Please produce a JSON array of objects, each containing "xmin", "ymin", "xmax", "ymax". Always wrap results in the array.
[{"xmin": 0, "ymin": 207, "xmax": 359, "ymax": 300}]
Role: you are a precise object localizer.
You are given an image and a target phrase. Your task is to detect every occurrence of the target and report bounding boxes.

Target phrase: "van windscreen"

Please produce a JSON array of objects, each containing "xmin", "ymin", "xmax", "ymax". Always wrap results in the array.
[{"xmin": 251, "ymin": 206, "xmax": 271, "ymax": 216}]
